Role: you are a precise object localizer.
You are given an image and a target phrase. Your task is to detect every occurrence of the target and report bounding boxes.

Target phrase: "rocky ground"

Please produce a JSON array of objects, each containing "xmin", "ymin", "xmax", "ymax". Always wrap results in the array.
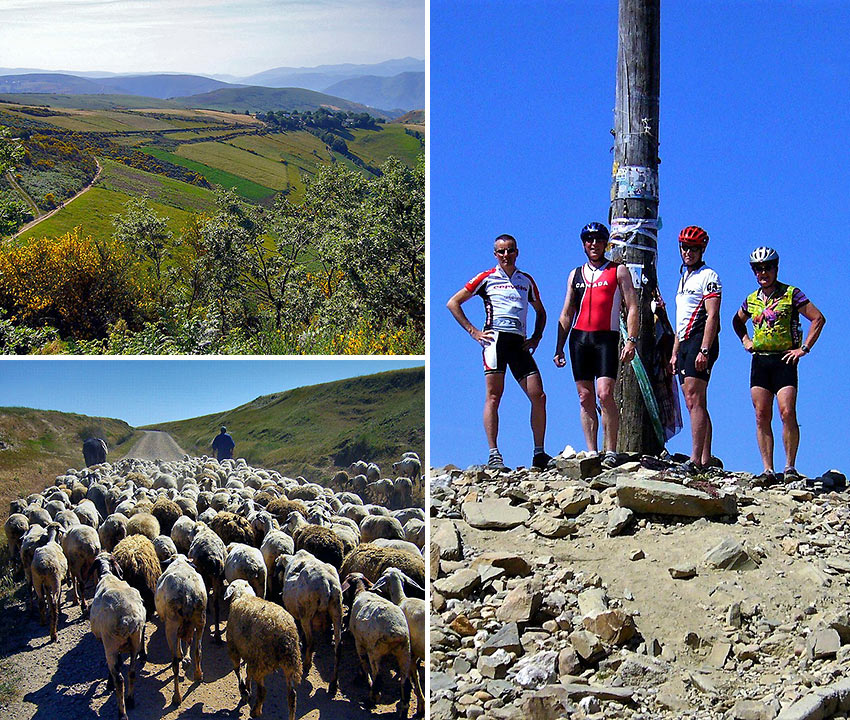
[{"xmin": 429, "ymin": 451, "xmax": 850, "ymax": 720}]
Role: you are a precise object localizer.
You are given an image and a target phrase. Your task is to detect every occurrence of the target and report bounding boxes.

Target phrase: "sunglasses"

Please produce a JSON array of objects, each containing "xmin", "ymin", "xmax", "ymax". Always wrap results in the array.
[
  {"xmin": 679, "ymin": 244, "xmax": 701, "ymax": 252},
  {"xmin": 751, "ymin": 263, "xmax": 776, "ymax": 273},
  {"xmin": 583, "ymin": 237, "xmax": 606, "ymax": 245},
  {"xmin": 495, "ymin": 248, "xmax": 517, "ymax": 255}
]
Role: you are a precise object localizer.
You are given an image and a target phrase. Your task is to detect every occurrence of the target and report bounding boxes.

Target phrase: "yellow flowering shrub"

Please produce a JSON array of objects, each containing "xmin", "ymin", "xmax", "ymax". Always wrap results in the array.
[{"xmin": 0, "ymin": 227, "xmax": 151, "ymax": 339}]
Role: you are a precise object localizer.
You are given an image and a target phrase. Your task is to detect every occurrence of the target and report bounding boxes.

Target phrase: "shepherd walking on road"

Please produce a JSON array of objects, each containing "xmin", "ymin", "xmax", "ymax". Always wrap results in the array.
[{"xmin": 211, "ymin": 426, "xmax": 235, "ymax": 461}]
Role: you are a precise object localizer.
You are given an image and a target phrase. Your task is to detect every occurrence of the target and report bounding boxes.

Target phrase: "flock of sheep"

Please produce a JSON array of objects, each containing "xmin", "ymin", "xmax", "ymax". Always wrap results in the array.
[{"xmin": 3, "ymin": 451, "xmax": 426, "ymax": 720}]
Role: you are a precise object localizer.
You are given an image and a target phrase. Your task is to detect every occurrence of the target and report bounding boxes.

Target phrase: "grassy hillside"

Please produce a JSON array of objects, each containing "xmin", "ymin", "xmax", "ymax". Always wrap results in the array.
[
  {"xmin": 172, "ymin": 86, "xmax": 390, "ymax": 117},
  {"xmin": 347, "ymin": 125, "xmax": 424, "ymax": 167},
  {"xmin": 0, "ymin": 409, "xmax": 138, "ymax": 516},
  {"xmin": 141, "ymin": 147, "xmax": 277, "ymax": 202},
  {"xmin": 15, "ymin": 165, "xmax": 203, "ymax": 244},
  {"xmin": 146, "ymin": 367, "xmax": 424, "ymax": 481}
]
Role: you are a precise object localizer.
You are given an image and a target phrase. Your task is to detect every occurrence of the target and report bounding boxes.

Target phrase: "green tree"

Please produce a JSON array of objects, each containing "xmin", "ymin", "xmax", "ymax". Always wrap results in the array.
[
  {"xmin": 0, "ymin": 191, "xmax": 33, "ymax": 237},
  {"xmin": 112, "ymin": 196, "xmax": 173, "ymax": 295},
  {"xmin": 0, "ymin": 126, "xmax": 24, "ymax": 174}
]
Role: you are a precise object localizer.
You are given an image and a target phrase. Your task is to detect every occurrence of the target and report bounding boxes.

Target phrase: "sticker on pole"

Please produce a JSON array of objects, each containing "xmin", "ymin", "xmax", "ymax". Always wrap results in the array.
[{"xmin": 612, "ymin": 166, "xmax": 658, "ymax": 201}]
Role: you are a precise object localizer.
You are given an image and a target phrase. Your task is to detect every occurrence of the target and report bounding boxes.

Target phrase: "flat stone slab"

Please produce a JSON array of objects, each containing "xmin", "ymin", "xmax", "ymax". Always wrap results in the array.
[
  {"xmin": 617, "ymin": 477, "xmax": 737, "ymax": 517},
  {"xmin": 462, "ymin": 498, "xmax": 530, "ymax": 529},
  {"xmin": 560, "ymin": 683, "xmax": 635, "ymax": 702}
]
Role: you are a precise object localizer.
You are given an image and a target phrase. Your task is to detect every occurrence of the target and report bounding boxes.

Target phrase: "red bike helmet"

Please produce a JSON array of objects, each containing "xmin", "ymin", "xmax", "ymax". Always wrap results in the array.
[{"xmin": 678, "ymin": 225, "xmax": 709, "ymax": 248}]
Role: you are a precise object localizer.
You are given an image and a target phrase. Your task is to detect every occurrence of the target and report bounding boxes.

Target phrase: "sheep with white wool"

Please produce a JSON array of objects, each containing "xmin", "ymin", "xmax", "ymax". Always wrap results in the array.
[
  {"xmin": 73, "ymin": 499, "xmax": 102, "ymax": 528},
  {"xmin": 360, "ymin": 514, "xmax": 405, "ymax": 544},
  {"xmin": 4, "ymin": 513, "xmax": 28, "ymax": 571},
  {"xmin": 153, "ymin": 535, "xmax": 178, "ymax": 566},
  {"xmin": 224, "ymin": 579, "xmax": 302, "ymax": 719},
  {"xmin": 31, "ymin": 523, "xmax": 68, "ymax": 641},
  {"xmin": 275, "ymin": 549, "xmax": 342, "ymax": 695},
  {"xmin": 62, "ymin": 523, "xmax": 101, "ymax": 612},
  {"xmin": 188, "ymin": 523, "xmax": 226, "ymax": 641},
  {"xmin": 373, "ymin": 567, "xmax": 426, "ymax": 716},
  {"xmin": 99, "ymin": 513, "xmax": 128, "ymax": 552},
  {"xmin": 170, "ymin": 515, "xmax": 196, "ymax": 554},
  {"xmin": 341, "ymin": 572, "xmax": 411, "ymax": 716},
  {"xmin": 224, "ymin": 542, "xmax": 266, "ymax": 600},
  {"xmin": 20, "ymin": 523, "xmax": 48, "ymax": 612},
  {"xmin": 154, "ymin": 555, "xmax": 206, "ymax": 706},
  {"xmin": 88, "ymin": 552, "xmax": 147, "ymax": 720},
  {"xmin": 260, "ymin": 527, "xmax": 294, "ymax": 599}
]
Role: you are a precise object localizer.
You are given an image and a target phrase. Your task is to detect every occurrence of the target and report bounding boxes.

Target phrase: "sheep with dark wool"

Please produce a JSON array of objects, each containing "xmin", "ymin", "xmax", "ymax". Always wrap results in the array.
[
  {"xmin": 208, "ymin": 511, "xmax": 254, "ymax": 546},
  {"xmin": 150, "ymin": 496, "xmax": 181, "ymax": 536},
  {"xmin": 112, "ymin": 534, "xmax": 162, "ymax": 619},
  {"xmin": 294, "ymin": 524, "xmax": 345, "ymax": 570},
  {"xmin": 224, "ymin": 579, "xmax": 302, "ymax": 720},
  {"xmin": 340, "ymin": 543, "xmax": 425, "ymax": 592}
]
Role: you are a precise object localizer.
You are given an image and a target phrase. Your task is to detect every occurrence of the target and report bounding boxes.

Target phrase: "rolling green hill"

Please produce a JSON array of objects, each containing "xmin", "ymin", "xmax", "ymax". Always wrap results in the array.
[
  {"xmin": 15, "ymin": 158, "xmax": 209, "ymax": 243},
  {"xmin": 171, "ymin": 86, "xmax": 391, "ymax": 118},
  {"xmin": 0, "ymin": 409, "xmax": 138, "ymax": 516},
  {"xmin": 146, "ymin": 367, "xmax": 424, "ymax": 480}
]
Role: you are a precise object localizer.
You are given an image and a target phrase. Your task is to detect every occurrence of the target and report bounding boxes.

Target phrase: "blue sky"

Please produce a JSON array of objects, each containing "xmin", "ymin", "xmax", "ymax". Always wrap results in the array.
[
  {"xmin": 431, "ymin": 0, "xmax": 849, "ymax": 476},
  {"xmin": 0, "ymin": 0, "xmax": 424, "ymax": 76},
  {"xmin": 0, "ymin": 359, "xmax": 423, "ymax": 426}
]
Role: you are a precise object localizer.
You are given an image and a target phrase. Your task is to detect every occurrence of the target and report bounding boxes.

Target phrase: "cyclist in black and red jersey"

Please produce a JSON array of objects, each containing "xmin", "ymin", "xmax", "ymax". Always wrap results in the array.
[
  {"xmin": 553, "ymin": 222, "xmax": 639, "ymax": 467},
  {"xmin": 447, "ymin": 234, "xmax": 550, "ymax": 471}
]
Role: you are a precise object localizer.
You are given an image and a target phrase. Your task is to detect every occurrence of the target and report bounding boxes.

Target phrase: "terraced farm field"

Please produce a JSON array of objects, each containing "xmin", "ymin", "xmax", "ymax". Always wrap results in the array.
[
  {"xmin": 95, "ymin": 158, "xmax": 216, "ymax": 213},
  {"xmin": 16, "ymin": 186, "xmax": 196, "ymax": 244},
  {"xmin": 174, "ymin": 140, "xmax": 292, "ymax": 189},
  {"xmin": 141, "ymin": 147, "xmax": 277, "ymax": 202},
  {"xmin": 348, "ymin": 125, "xmax": 423, "ymax": 167}
]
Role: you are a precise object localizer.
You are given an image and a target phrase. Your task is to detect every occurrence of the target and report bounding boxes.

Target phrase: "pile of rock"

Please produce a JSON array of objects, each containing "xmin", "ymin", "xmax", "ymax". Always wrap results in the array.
[{"xmin": 430, "ymin": 450, "xmax": 850, "ymax": 720}]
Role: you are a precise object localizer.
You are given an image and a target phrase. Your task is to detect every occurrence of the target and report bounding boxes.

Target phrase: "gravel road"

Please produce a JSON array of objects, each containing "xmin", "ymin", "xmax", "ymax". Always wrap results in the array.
[{"xmin": 123, "ymin": 431, "xmax": 187, "ymax": 462}]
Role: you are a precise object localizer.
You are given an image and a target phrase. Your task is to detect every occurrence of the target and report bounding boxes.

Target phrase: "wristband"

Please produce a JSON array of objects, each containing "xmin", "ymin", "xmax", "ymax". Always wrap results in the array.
[
  {"xmin": 801, "ymin": 344, "xmax": 810, "ymax": 354},
  {"xmin": 699, "ymin": 347, "xmax": 710, "ymax": 357},
  {"xmin": 626, "ymin": 336, "xmax": 638, "ymax": 344}
]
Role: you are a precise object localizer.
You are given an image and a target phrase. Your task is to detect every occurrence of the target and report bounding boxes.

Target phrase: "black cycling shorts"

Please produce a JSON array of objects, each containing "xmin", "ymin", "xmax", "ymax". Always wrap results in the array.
[
  {"xmin": 750, "ymin": 352, "xmax": 798, "ymax": 394},
  {"xmin": 677, "ymin": 336, "xmax": 719, "ymax": 382},
  {"xmin": 483, "ymin": 330, "xmax": 540, "ymax": 381},
  {"xmin": 568, "ymin": 329, "xmax": 619, "ymax": 382}
]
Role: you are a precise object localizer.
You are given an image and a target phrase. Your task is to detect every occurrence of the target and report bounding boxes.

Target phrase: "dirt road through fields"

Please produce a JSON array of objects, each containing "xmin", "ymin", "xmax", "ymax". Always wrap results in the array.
[
  {"xmin": 123, "ymin": 431, "xmax": 187, "ymax": 462},
  {"xmin": 10, "ymin": 158, "xmax": 102, "ymax": 240}
]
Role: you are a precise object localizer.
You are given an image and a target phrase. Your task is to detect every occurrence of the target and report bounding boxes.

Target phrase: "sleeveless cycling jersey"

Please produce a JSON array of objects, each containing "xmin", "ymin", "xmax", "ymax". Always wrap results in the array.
[
  {"xmin": 571, "ymin": 262, "xmax": 622, "ymax": 332},
  {"xmin": 675, "ymin": 263, "xmax": 722, "ymax": 341},
  {"xmin": 465, "ymin": 266, "xmax": 540, "ymax": 336},
  {"xmin": 741, "ymin": 282, "xmax": 808, "ymax": 352}
]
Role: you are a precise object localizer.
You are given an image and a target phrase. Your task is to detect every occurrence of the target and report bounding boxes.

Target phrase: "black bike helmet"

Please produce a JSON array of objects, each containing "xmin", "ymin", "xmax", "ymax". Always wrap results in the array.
[{"xmin": 580, "ymin": 222, "xmax": 609, "ymax": 242}]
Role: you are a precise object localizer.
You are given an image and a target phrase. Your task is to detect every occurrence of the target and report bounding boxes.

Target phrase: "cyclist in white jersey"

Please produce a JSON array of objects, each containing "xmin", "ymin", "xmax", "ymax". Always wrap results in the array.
[
  {"xmin": 671, "ymin": 225, "xmax": 721, "ymax": 475},
  {"xmin": 447, "ymin": 234, "xmax": 551, "ymax": 470}
]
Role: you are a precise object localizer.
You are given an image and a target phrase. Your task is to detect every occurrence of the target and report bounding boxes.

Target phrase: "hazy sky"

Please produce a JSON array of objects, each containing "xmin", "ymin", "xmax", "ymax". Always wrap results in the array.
[
  {"xmin": 0, "ymin": 358, "xmax": 424, "ymax": 426},
  {"xmin": 0, "ymin": 0, "xmax": 424, "ymax": 76}
]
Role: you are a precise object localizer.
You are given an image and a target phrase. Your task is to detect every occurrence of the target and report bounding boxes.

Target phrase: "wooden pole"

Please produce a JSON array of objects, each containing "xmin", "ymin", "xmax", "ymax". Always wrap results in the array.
[{"xmin": 609, "ymin": 0, "xmax": 663, "ymax": 455}]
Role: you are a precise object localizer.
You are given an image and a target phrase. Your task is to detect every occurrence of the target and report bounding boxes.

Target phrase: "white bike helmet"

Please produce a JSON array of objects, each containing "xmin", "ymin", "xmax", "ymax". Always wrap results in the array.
[{"xmin": 749, "ymin": 246, "xmax": 778, "ymax": 265}]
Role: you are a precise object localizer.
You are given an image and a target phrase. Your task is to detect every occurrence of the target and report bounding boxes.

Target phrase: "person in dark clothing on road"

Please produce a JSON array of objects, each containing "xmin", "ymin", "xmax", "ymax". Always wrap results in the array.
[
  {"xmin": 83, "ymin": 437, "xmax": 108, "ymax": 467},
  {"xmin": 211, "ymin": 426, "xmax": 235, "ymax": 461}
]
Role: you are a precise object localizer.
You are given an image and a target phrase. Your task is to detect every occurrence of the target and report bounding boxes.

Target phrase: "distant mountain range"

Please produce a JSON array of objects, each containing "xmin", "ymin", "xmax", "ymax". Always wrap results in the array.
[{"xmin": 0, "ymin": 58, "xmax": 425, "ymax": 112}]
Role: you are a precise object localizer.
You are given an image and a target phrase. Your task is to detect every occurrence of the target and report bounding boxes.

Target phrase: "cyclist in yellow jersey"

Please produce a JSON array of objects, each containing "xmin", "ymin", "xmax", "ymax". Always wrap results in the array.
[{"xmin": 732, "ymin": 247, "xmax": 825, "ymax": 484}]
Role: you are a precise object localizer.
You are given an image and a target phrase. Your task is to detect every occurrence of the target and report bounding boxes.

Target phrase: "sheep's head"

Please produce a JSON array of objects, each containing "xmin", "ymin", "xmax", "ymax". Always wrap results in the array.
[
  {"xmin": 341, "ymin": 572, "xmax": 371, "ymax": 607},
  {"xmin": 224, "ymin": 578, "xmax": 255, "ymax": 604},
  {"xmin": 89, "ymin": 552, "xmax": 122, "ymax": 582}
]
